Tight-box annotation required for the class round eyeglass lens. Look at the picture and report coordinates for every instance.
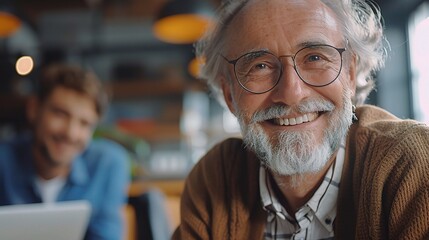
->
[294,45,343,87]
[234,51,281,93]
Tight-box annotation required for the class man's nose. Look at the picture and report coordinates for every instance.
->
[63,120,81,141]
[270,58,310,105]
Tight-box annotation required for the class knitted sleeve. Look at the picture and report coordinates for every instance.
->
[354,121,429,240]
[172,139,235,240]
[172,138,266,239]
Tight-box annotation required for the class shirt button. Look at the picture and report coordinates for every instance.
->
[325,218,332,225]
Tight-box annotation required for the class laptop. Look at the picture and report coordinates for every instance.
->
[0,200,91,240]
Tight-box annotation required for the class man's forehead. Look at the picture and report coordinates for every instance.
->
[223,0,343,54]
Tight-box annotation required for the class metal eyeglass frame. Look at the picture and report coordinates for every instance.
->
[221,44,346,94]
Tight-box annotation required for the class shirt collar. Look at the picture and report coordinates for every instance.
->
[259,167,287,221]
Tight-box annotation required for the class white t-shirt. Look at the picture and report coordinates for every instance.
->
[35,176,66,203]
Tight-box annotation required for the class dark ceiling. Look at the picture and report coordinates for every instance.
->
[12,0,426,26]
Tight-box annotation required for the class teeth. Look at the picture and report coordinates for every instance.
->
[303,114,309,122]
[275,113,318,126]
[284,118,289,125]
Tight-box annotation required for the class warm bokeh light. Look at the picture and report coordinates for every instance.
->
[0,12,21,37]
[153,14,211,44]
[187,57,205,78]
[15,56,34,76]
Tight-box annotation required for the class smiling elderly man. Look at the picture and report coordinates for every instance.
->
[173,0,429,239]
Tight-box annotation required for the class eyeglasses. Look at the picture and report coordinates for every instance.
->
[222,44,346,94]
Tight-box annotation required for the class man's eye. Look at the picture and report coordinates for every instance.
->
[307,55,322,62]
[255,63,268,69]
[248,62,274,75]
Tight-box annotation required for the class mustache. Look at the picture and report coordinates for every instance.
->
[250,97,335,124]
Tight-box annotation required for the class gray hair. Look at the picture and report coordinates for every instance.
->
[195,0,387,105]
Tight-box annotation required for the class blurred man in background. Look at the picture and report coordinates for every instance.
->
[0,63,129,240]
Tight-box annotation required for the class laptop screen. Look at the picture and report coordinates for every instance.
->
[0,200,91,240]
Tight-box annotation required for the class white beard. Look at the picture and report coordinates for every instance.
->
[237,93,353,177]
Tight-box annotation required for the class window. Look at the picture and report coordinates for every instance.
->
[409,2,429,124]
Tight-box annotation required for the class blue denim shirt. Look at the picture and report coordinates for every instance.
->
[0,135,130,240]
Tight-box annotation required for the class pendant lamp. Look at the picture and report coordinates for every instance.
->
[153,0,214,44]
[0,5,21,37]
[0,12,21,37]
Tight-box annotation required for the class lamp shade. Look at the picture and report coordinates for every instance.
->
[153,0,214,44]
[0,11,21,37]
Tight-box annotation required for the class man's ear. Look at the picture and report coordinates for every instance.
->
[220,76,237,115]
[26,96,39,124]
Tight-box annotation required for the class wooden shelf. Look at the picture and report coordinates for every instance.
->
[106,78,208,99]
[116,120,182,142]
[107,79,207,143]
[107,80,187,99]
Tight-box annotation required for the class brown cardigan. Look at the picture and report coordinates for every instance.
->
[173,105,429,239]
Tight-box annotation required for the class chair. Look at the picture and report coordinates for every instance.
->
[124,189,173,240]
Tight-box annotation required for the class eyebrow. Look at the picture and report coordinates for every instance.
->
[223,47,270,61]
[226,39,340,60]
[262,40,335,53]
[297,40,331,48]
[239,50,270,63]
[240,47,269,56]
